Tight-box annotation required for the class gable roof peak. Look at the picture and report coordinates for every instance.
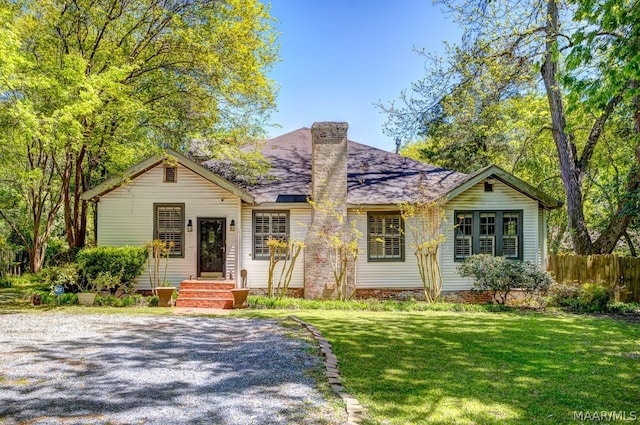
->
[81,148,254,203]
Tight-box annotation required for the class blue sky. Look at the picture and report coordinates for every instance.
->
[263,1,460,151]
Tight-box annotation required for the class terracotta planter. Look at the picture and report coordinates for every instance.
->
[77,293,96,306]
[231,289,250,309]
[156,287,176,307]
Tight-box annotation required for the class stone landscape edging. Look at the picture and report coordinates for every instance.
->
[288,315,365,425]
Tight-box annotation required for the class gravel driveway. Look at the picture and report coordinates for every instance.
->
[0,313,342,425]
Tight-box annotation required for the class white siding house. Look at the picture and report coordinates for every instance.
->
[82,124,561,297]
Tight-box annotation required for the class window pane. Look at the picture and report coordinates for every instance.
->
[368,213,403,261]
[156,205,183,256]
[503,213,519,258]
[455,212,473,260]
[479,236,495,255]
[455,236,472,259]
[253,211,289,259]
[503,236,518,258]
[480,213,495,236]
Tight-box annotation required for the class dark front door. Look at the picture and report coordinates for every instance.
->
[198,218,225,278]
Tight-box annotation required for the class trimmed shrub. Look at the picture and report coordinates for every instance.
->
[147,295,159,307]
[578,282,611,312]
[546,281,581,309]
[93,294,144,307]
[76,246,147,294]
[547,281,612,312]
[458,255,554,304]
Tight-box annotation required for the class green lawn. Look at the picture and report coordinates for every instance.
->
[2,277,639,424]
[243,310,640,425]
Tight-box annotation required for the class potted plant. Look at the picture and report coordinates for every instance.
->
[156,281,176,307]
[77,272,99,306]
[145,240,175,307]
[77,271,122,306]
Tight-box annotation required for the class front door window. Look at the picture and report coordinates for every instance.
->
[199,218,225,277]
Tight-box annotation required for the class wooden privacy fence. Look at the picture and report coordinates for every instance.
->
[547,254,640,303]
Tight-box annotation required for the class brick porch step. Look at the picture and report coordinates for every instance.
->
[175,298,233,309]
[176,279,237,309]
[179,280,235,290]
[178,289,233,299]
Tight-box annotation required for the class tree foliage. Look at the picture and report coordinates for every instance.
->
[0,0,278,270]
[382,0,640,255]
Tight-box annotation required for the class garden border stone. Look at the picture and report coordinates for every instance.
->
[289,315,365,425]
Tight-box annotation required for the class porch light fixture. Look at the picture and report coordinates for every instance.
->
[187,219,193,232]
[230,219,236,232]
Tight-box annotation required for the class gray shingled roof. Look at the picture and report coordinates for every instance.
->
[230,127,467,205]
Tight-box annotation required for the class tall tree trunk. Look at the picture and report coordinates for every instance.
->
[541,0,592,254]
[591,88,640,253]
[63,145,90,249]
[623,231,637,257]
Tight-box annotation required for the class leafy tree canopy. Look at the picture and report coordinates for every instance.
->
[382,0,640,255]
[0,0,279,270]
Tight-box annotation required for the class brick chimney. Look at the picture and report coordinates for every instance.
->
[304,122,348,299]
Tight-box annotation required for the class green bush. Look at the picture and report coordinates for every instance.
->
[41,263,80,292]
[546,282,581,309]
[44,292,78,305]
[147,295,159,307]
[547,282,612,312]
[76,246,147,294]
[578,283,611,312]
[93,294,144,307]
[607,302,640,314]
[458,255,554,304]
[0,276,11,288]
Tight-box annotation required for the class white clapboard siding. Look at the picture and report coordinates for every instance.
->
[97,163,241,288]
[240,205,311,288]
[349,208,423,289]
[440,180,542,291]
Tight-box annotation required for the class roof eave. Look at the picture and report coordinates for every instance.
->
[444,165,563,210]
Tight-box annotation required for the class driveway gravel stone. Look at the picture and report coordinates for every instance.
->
[0,313,342,425]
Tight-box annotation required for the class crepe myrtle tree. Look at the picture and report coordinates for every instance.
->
[266,238,304,298]
[399,196,447,303]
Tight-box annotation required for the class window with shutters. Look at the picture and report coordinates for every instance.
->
[368,212,404,262]
[479,213,496,255]
[454,212,473,260]
[454,210,522,261]
[502,213,520,259]
[154,204,184,257]
[164,165,177,183]
[253,211,289,260]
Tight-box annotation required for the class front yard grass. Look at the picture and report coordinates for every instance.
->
[2,277,639,424]
[243,309,640,425]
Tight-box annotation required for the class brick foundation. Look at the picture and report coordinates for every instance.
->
[355,288,495,304]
